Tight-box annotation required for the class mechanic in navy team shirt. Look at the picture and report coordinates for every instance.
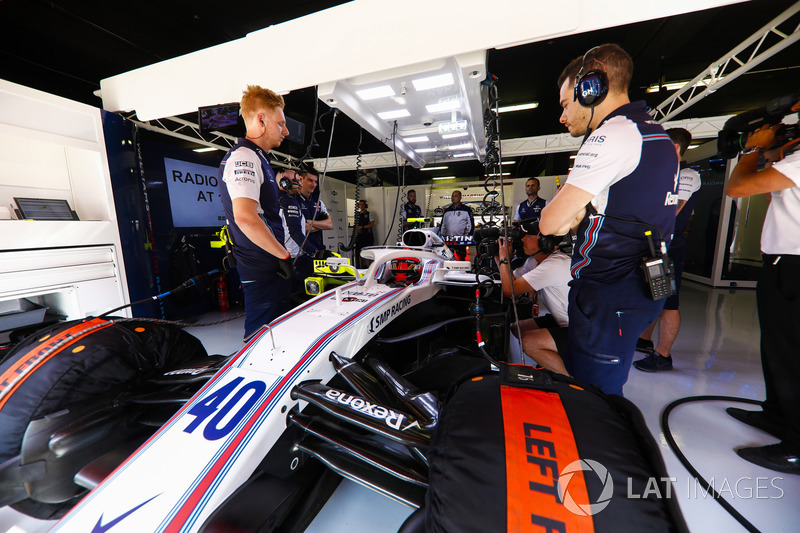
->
[277,169,326,297]
[513,178,547,222]
[401,189,423,230]
[296,167,332,250]
[219,85,294,342]
[539,44,679,396]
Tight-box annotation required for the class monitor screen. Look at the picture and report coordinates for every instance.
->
[198,103,240,133]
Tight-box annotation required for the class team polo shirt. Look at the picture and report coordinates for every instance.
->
[514,197,547,221]
[566,101,679,282]
[279,190,318,258]
[297,192,328,249]
[516,250,572,326]
[672,161,702,247]
[765,150,800,254]
[219,139,285,279]
[402,202,422,221]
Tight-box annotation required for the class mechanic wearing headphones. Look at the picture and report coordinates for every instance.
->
[494,220,572,375]
[539,44,679,396]
[277,169,330,298]
[725,123,800,474]
[218,85,293,342]
[297,167,333,250]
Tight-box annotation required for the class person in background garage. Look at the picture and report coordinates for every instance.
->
[725,123,800,475]
[539,44,678,396]
[218,85,293,342]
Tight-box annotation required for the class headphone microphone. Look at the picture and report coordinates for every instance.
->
[574,47,608,107]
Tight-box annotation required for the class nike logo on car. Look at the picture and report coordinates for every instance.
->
[91,494,159,532]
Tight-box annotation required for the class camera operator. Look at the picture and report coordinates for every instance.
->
[494,221,572,375]
[725,123,800,475]
[539,44,678,396]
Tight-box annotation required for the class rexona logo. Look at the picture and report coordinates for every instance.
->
[368,295,412,333]
[324,388,407,430]
[557,459,614,516]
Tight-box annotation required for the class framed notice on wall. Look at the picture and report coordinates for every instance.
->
[163,158,226,228]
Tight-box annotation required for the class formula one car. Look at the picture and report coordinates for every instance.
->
[0,228,686,532]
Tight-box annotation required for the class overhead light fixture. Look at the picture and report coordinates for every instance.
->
[432,176,457,180]
[404,135,430,143]
[412,73,455,91]
[421,166,449,171]
[486,172,512,176]
[438,120,468,134]
[446,142,472,150]
[426,97,461,113]
[645,76,726,93]
[193,147,218,153]
[416,147,438,153]
[569,154,577,159]
[497,102,539,113]
[688,144,699,149]
[501,160,516,165]
[442,132,468,139]
[453,152,474,158]
[377,109,410,120]
[356,85,396,100]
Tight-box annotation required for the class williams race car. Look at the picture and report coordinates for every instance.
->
[0,228,686,532]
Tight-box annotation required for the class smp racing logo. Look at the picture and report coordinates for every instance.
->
[367,295,412,333]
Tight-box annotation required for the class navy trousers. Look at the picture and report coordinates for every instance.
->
[564,268,665,396]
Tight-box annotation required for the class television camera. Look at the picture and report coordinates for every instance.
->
[472,219,573,261]
[717,92,800,159]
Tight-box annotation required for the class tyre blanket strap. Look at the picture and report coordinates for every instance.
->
[501,384,595,533]
[0,318,112,409]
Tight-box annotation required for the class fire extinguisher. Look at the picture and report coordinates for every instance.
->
[216,274,229,313]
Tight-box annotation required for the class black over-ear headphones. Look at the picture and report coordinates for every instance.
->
[574,46,609,107]
[519,218,560,254]
[279,172,296,190]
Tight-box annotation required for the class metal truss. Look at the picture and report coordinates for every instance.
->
[305,115,733,171]
[121,113,732,173]
[651,1,800,122]
[121,113,298,169]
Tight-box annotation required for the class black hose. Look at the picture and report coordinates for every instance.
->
[661,395,765,533]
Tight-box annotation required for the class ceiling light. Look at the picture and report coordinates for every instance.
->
[432,176,457,180]
[356,85,396,100]
[378,109,410,120]
[416,147,438,153]
[438,120,468,134]
[688,144,699,149]
[569,154,576,159]
[497,102,539,113]
[486,172,511,176]
[421,166,449,171]
[426,98,461,113]
[446,142,472,150]
[501,160,516,165]
[645,76,726,93]
[404,135,430,143]
[453,152,474,158]
[442,132,468,139]
[193,147,218,152]
[412,73,455,91]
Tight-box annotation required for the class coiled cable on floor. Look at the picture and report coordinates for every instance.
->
[661,395,764,533]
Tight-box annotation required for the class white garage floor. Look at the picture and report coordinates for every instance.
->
[2,280,798,532]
